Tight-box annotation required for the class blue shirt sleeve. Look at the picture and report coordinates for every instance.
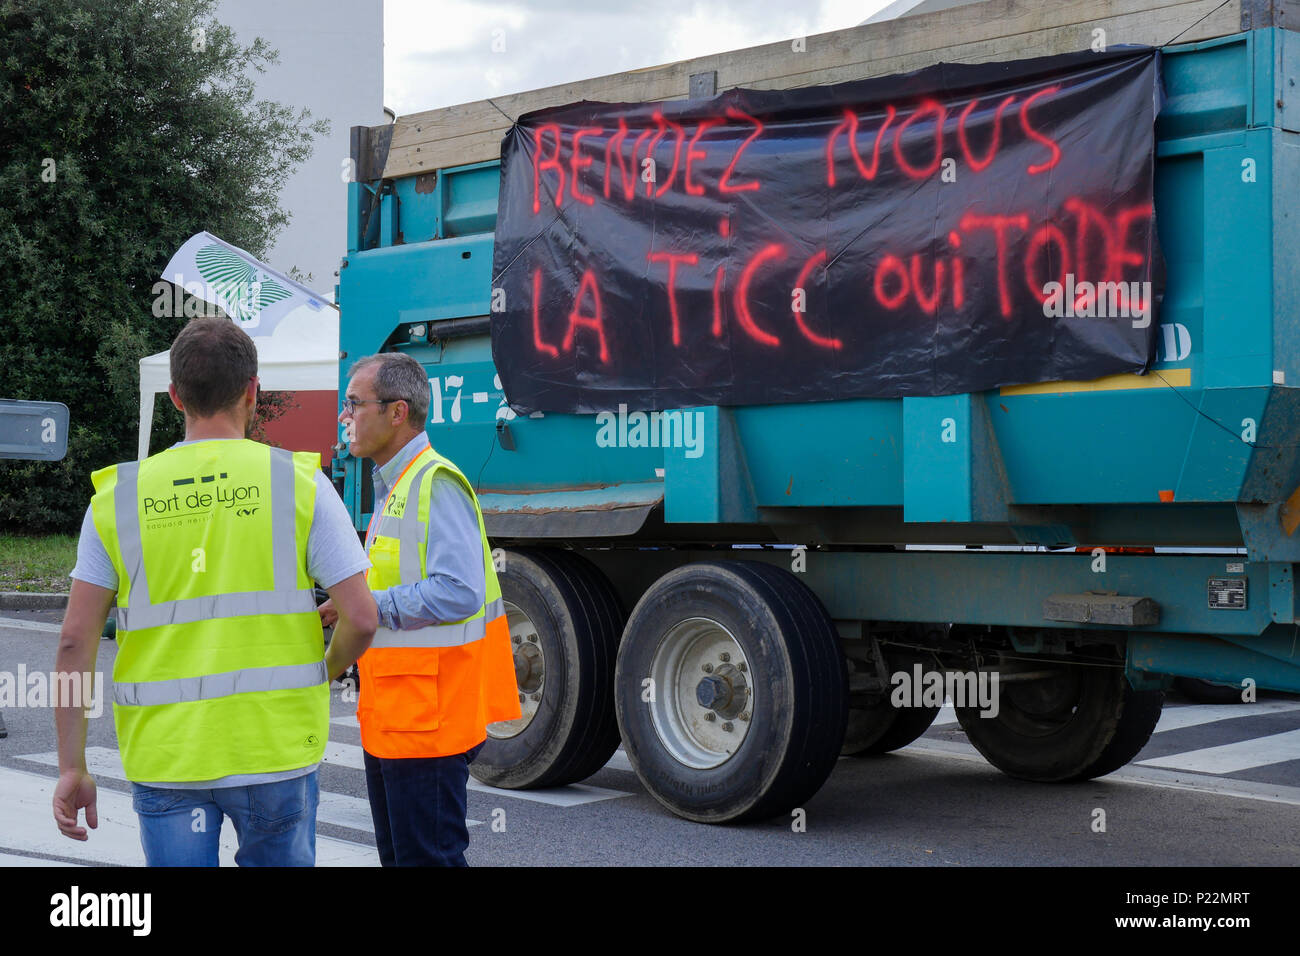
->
[375,474,487,629]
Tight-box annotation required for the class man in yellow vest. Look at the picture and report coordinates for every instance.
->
[53,317,378,866]
[322,351,519,866]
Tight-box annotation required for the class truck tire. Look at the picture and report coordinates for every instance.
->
[614,561,848,823]
[470,549,624,789]
[842,698,942,756]
[842,649,942,756]
[954,651,1163,782]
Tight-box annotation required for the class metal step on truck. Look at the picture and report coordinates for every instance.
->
[335,0,1300,823]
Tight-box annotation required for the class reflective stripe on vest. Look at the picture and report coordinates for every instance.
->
[367,457,496,648]
[112,448,317,630]
[93,440,327,783]
[115,660,328,707]
[359,442,520,759]
[397,462,438,584]
[369,597,507,649]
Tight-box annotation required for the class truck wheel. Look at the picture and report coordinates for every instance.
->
[470,549,623,789]
[842,650,942,756]
[614,561,848,823]
[954,651,1163,782]
[842,698,941,756]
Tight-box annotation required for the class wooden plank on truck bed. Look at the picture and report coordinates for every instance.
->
[381,0,1245,180]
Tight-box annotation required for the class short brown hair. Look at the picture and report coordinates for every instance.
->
[170,318,258,417]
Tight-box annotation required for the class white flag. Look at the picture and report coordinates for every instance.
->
[160,231,332,337]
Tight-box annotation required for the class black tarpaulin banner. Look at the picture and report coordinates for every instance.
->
[490,48,1164,414]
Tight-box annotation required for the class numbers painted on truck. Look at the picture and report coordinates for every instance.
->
[430,374,464,423]
[428,372,523,424]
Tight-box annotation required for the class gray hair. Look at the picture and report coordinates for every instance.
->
[349,352,430,425]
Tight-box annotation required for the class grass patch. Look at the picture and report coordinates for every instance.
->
[0,533,78,593]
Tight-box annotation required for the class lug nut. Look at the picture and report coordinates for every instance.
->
[526,634,537,643]
[702,663,714,673]
[740,712,750,722]
[719,652,731,662]
[738,663,747,673]
[518,693,525,703]
[722,722,734,732]
[530,693,541,702]
[512,635,521,644]
[704,712,716,722]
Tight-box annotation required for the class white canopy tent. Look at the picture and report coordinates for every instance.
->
[137,305,339,459]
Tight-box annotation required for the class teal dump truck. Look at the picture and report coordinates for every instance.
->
[335,0,1300,823]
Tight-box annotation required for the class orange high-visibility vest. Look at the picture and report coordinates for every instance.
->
[357,444,520,758]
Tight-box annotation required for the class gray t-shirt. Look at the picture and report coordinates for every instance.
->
[71,440,370,789]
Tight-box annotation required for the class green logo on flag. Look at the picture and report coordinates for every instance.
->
[194,244,294,323]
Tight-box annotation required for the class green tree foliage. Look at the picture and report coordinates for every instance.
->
[0,0,328,531]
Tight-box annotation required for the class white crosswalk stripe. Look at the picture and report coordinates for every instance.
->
[14,747,482,833]
[925,700,1300,776]
[903,739,1300,806]
[332,714,639,784]
[0,764,376,866]
[1154,699,1300,733]
[605,749,635,774]
[5,696,1294,865]
[0,615,62,633]
[1136,728,1300,774]
[5,733,633,866]
[322,739,632,806]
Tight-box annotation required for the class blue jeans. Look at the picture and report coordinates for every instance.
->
[130,771,319,867]
[363,743,483,867]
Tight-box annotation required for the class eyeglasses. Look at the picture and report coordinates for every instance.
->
[341,397,397,415]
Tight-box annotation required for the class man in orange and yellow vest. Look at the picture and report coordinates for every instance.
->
[321,351,519,866]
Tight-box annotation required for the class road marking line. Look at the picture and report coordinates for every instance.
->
[901,740,987,763]
[0,850,79,866]
[902,739,1300,806]
[1,763,377,866]
[0,616,62,633]
[934,703,958,726]
[468,778,632,806]
[1155,700,1300,733]
[15,747,479,836]
[324,739,632,805]
[0,765,145,865]
[334,722,636,779]
[1136,728,1300,774]
[605,749,635,774]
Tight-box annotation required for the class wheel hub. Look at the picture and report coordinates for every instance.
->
[649,618,754,769]
[998,664,1083,737]
[487,601,543,739]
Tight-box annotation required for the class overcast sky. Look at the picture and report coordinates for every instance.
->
[384,0,898,116]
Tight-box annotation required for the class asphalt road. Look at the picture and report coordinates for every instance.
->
[2,607,1297,867]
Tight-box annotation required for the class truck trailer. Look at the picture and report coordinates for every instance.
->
[335,0,1300,823]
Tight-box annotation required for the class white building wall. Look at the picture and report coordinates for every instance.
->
[215,0,385,293]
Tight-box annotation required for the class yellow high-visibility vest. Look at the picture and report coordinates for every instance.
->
[358,443,520,758]
[90,440,326,783]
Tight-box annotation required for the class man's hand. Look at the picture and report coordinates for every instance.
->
[318,598,338,628]
[55,578,113,841]
[53,770,98,841]
[323,572,378,681]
